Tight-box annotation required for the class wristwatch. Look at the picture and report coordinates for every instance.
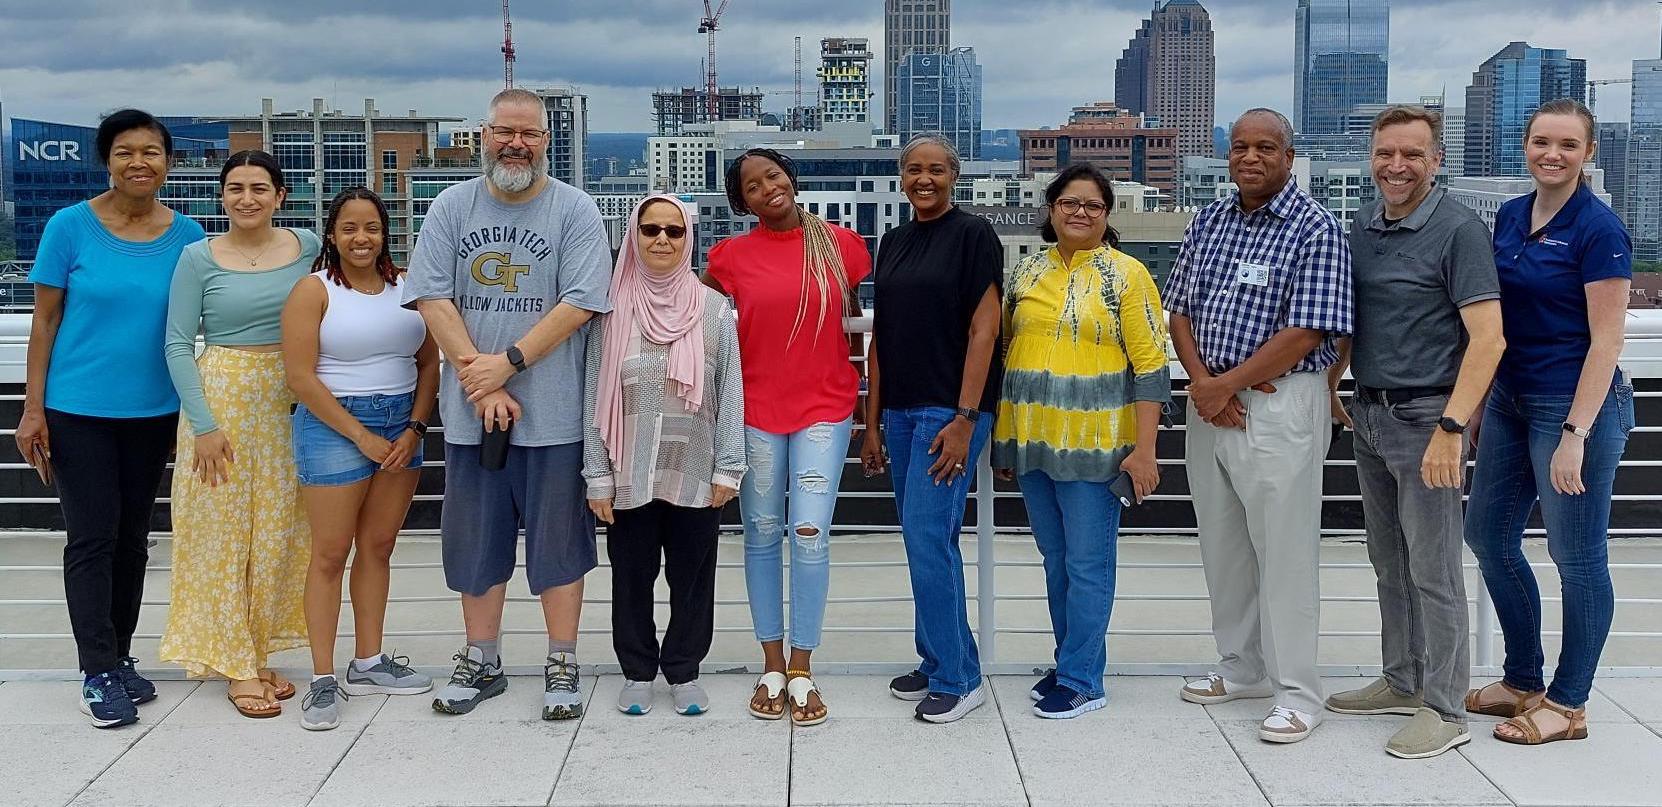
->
[954,406,980,423]
[1562,421,1591,439]
[505,345,528,373]
[408,420,429,437]
[1437,416,1466,434]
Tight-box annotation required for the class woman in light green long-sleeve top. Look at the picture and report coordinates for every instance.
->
[158,150,319,719]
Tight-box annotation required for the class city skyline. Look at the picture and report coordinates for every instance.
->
[1,1,1657,133]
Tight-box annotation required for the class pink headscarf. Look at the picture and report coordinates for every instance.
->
[595,194,706,466]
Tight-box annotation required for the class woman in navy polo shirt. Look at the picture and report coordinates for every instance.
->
[1464,99,1634,746]
[14,110,206,728]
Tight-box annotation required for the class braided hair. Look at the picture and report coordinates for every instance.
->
[313,186,399,289]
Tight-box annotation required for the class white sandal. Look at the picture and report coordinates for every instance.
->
[749,671,787,720]
[786,671,828,727]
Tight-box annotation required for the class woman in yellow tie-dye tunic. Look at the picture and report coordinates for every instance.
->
[992,164,1170,719]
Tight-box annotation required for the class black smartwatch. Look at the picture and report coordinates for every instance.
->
[408,419,429,437]
[1437,416,1466,434]
[505,345,528,373]
[954,406,979,423]
[1563,421,1591,439]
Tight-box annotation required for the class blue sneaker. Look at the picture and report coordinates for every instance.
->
[115,657,157,705]
[1029,669,1058,702]
[1033,684,1106,719]
[80,672,139,728]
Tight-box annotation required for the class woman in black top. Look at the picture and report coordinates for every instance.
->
[861,134,1004,724]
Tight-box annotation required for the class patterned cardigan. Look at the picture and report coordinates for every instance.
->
[582,288,746,509]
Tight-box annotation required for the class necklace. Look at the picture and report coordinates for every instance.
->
[227,233,276,268]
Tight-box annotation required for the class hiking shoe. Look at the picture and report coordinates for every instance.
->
[888,669,928,701]
[431,646,506,715]
[80,671,138,728]
[1260,706,1319,743]
[915,683,986,724]
[617,679,653,715]
[342,653,432,696]
[543,653,583,720]
[1181,673,1274,705]
[1033,684,1106,719]
[300,676,347,731]
[1386,708,1471,759]
[113,657,157,705]
[1029,669,1058,702]
[672,681,709,716]
[1326,677,1423,716]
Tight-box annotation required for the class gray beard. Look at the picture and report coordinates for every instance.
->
[486,160,538,193]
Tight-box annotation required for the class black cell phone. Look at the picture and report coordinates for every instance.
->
[480,420,513,471]
[1110,470,1137,507]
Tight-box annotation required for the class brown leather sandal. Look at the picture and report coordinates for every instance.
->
[1495,700,1588,745]
[258,670,296,701]
[1464,680,1544,717]
[227,689,281,719]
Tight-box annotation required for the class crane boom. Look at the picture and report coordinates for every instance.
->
[502,0,516,89]
[698,0,732,121]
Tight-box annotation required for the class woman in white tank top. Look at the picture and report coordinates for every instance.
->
[280,187,438,730]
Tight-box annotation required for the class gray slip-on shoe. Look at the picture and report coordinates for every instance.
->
[1386,707,1471,759]
[1326,677,1423,716]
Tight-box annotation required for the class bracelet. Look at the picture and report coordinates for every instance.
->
[409,420,429,437]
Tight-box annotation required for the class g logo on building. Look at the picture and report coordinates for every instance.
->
[471,252,531,293]
[19,141,82,162]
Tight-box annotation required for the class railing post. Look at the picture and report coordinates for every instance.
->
[1474,577,1496,669]
[975,452,996,666]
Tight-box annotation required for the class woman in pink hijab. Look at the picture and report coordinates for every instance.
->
[582,194,746,716]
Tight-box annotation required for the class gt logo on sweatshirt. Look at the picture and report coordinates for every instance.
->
[471,251,531,293]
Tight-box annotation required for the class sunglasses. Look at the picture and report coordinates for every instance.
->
[638,224,687,239]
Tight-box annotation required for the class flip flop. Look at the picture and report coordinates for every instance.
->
[258,670,296,701]
[786,670,827,727]
[228,690,281,719]
[749,671,787,720]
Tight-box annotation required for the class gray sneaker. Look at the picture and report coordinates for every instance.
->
[672,681,709,716]
[1326,677,1423,716]
[341,653,432,696]
[1386,707,1471,759]
[617,680,653,715]
[431,646,506,715]
[300,677,346,731]
[543,653,583,720]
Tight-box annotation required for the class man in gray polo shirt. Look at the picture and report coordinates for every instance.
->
[1325,105,1504,759]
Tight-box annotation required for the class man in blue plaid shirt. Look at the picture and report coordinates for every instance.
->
[1165,108,1353,745]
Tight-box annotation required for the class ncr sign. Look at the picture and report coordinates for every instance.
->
[19,140,83,162]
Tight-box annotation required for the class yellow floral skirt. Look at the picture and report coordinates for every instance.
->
[159,347,310,680]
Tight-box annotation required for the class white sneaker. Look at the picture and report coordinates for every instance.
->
[1180,672,1274,705]
[1259,706,1319,743]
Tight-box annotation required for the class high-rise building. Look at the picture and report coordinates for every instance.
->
[1597,122,1630,219]
[651,86,766,136]
[1114,0,1215,158]
[1463,42,1586,177]
[894,47,982,160]
[1442,107,1466,176]
[532,87,588,190]
[819,38,873,125]
[884,0,950,134]
[1018,102,1179,198]
[1629,58,1662,261]
[1293,0,1389,135]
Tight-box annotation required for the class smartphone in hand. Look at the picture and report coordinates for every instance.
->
[1109,470,1137,507]
[31,443,52,486]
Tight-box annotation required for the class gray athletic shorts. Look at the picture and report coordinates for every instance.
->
[440,441,597,596]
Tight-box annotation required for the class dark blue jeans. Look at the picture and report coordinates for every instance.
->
[1020,470,1121,700]
[1464,379,1633,707]
[884,407,993,696]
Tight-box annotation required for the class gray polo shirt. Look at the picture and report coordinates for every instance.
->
[1349,185,1500,390]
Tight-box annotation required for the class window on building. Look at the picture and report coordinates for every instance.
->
[382,150,398,170]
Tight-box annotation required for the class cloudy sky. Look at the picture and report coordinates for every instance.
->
[0,0,1658,132]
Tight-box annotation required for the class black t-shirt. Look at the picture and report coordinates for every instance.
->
[873,206,1004,413]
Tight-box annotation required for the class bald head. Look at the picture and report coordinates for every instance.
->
[1230,108,1294,151]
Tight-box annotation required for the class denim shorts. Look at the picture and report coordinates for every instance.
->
[291,392,424,486]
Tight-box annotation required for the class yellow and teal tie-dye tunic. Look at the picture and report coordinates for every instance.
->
[992,246,1171,482]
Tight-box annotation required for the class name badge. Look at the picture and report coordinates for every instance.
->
[1236,261,1271,287]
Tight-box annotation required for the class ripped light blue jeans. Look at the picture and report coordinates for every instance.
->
[740,417,852,650]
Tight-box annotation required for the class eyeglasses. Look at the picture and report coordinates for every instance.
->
[1052,198,1108,218]
[487,126,549,146]
[638,223,687,239]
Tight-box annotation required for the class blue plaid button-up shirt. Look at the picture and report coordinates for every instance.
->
[1164,181,1353,376]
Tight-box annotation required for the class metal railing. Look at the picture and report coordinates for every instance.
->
[1,315,1660,676]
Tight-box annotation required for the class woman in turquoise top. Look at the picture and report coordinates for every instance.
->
[14,110,205,729]
[158,150,320,718]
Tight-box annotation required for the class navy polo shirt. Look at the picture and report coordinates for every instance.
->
[1493,183,1632,395]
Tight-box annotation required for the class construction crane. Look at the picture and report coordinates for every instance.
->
[1588,79,1632,117]
[698,0,732,120]
[501,0,516,89]
[794,37,804,128]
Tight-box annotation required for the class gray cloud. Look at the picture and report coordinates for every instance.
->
[0,0,1656,133]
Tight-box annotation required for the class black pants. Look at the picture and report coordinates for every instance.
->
[46,409,177,675]
[607,499,720,685]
